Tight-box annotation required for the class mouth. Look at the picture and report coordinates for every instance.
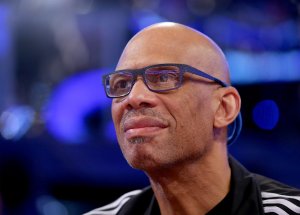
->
[123,117,168,139]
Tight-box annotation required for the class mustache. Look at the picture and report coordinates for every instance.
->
[120,108,167,128]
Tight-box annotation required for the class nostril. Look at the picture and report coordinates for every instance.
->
[140,102,151,108]
[125,92,155,110]
[126,99,152,110]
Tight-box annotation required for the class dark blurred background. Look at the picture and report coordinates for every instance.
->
[0,0,299,214]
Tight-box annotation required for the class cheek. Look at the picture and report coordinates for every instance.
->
[170,93,213,141]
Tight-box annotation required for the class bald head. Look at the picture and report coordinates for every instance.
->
[117,22,230,83]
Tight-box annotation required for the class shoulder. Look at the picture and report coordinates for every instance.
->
[255,174,300,214]
[83,189,143,215]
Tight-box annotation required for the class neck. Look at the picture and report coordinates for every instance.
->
[147,146,231,215]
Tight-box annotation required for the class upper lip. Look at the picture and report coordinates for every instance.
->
[123,117,168,132]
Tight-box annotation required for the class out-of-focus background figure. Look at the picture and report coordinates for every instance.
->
[0,0,299,214]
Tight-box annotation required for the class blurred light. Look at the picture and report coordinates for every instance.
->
[131,9,167,32]
[131,0,160,10]
[43,69,111,144]
[0,106,35,140]
[74,0,94,15]
[204,15,299,50]
[51,13,89,71]
[227,50,300,84]
[36,195,68,215]
[252,100,280,130]
[19,0,67,11]
[0,3,14,115]
[187,0,216,16]
[0,4,10,57]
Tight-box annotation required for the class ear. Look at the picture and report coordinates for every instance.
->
[214,86,241,128]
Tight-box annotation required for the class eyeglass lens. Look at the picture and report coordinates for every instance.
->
[106,65,181,97]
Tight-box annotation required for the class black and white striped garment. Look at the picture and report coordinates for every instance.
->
[262,191,300,215]
[83,190,142,215]
[83,156,300,215]
[85,190,300,215]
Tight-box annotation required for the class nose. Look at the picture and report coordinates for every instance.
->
[125,78,157,110]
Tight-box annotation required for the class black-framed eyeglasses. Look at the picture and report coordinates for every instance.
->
[102,63,229,98]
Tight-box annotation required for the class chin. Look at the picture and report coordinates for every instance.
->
[126,153,179,173]
[120,137,173,170]
[125,152,156,170]
[124,149,166,172]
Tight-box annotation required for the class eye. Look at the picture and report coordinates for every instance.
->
[146,71,168,83]
[163,70,179,82]
[159,72,169,82]
[115,79,128,89]
[146,68,179,83]
[109,73,133,90]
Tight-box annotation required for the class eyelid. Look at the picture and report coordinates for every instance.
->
[110,73,132,84]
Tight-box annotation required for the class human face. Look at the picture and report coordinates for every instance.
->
[110,25,225,171]
[111,64,218,171]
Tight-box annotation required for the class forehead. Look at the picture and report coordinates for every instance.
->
[116,31,203,71]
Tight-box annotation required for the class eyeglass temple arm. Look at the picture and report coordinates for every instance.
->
[184,67,229,87]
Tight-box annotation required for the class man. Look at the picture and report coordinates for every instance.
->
[85,22,300,215]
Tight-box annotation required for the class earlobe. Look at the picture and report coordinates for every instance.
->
[214,87,241,128]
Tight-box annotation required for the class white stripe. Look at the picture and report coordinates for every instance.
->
[96,190,142,210]
[263,198,300,213]
[264,206,289,215]
[83,189,142,215]
[262,192,300,201]
[84,198,131,215]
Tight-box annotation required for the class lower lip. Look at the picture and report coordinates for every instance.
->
[125,127,164,139]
